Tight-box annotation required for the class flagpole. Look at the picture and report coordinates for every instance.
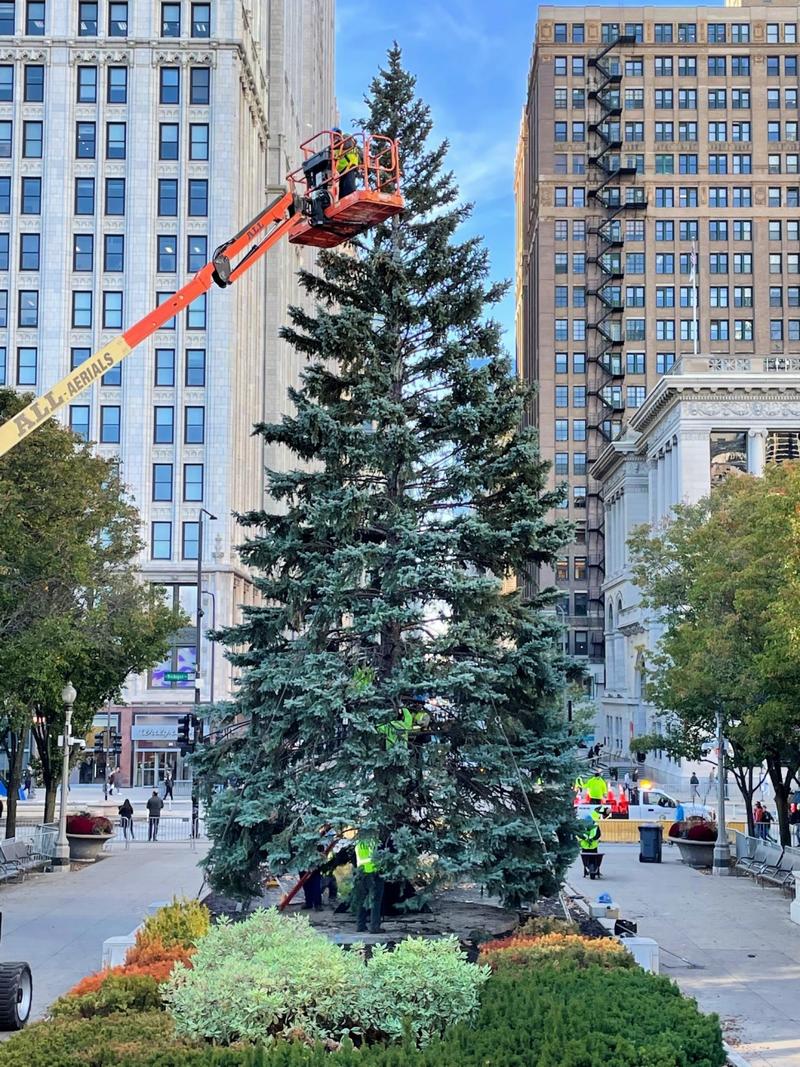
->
[691,241,699,357]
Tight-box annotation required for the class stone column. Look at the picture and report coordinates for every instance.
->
[747,430,768,476]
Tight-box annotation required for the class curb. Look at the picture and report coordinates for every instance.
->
[724,1042,753,1067]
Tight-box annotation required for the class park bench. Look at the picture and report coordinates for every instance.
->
[753,846,785,886]
[735,838,771,877]
[757,848,797,892]
[0,841,38,881]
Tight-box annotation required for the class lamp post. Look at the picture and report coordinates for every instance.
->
[54,682,76,868]
[192,509,216,834]
[712,708,731,876]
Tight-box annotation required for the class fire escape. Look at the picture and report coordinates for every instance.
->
[585,33,646,659]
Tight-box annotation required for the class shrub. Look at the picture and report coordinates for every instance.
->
[65,813,113,835]
[479,931,634,971]
[51,974,163,1019]
[125,935,195,971]
[357,937,489,1045]
[163,908,365,1044]
[138,897,210,950]
[686,820,718,842]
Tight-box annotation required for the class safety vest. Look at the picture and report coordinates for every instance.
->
[586,775,608,801]
[578,823,601,851]
[335,141,359,173]
[378,706,428,747]
[355,840,377,873]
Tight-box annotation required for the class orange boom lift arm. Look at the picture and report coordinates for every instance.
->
[0,130,402,460]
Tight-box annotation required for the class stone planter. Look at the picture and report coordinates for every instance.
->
[673,837,716,868]
[67,833,113,863]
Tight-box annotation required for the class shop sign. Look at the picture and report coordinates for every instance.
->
[131,723,179,741]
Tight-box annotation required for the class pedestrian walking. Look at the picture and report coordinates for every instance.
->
[754,801,766,839]
[689,772,699,801]
[761,806,776,842]
[107,768,115,796]
[623,771,631,798]
[790,804,800,847]
[118,797,135,840]
[146,790,164,841]
[163,769,174,803]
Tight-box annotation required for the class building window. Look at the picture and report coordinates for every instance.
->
[17,346,37,385]
[158,179,178,216]
[0,1,14,33]
[69,404,90,441]
[0,289,7,326]
[189,65,210,104]
[153,405,174,444]
[104,177,125,215]
[155,348,175,387]
[186,293,206,329]
[78,1,97,34]
[102,291,122,328]
[156,291,176,328]
[159,123,179,160]
[573,453,586,475]
[71,347,89,370]
[77,65,97,102]
[73,233,93,271]
[151,521,172,560]
[710,430,747,486]
[107,65,127,102]
[23,64,43,100]
[0,233,8,270]
[555,419,568,442]
[157,235,177,273]
[25,1,45,34]
[189,123,208,160]
[102,361,121,386]
[106,121,126,159]
[103,234,124,272]
[0,65,12,100]
[99,404,120,443]
[76,121,95,159]
[0,119,11,158]
[187,235,207,272]
[554,453,568,476]
[191,2,210,37]
[574,630,588,656]
[161,2,180,36]
[573,419,586,441]
[18,290,38,328]
[152,463,173,502]
[74,177,95,215]
[184,405,205,444]
[108,2,128,36]
[185,347,205,386]
[0,346,6,385]
[159,67,180,104]
[188,179,208,216]
[19,177,39,216]
[573,592,589,617]
[182,521,200,560]
[555,559,569,582]
[71,290,92,328]
[183,463,203,501]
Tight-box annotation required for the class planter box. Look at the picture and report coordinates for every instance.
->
[673,837,716,868]
[67,833,113,863]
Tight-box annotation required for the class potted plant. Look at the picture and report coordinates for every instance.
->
[66,813,114,862]
[667,817,718,868]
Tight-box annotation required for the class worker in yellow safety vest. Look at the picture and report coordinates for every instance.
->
[377,704,430,749]
[333,127,361,198]
[577,810,602,852]
[352,838,384,933]
[585,773,608,802]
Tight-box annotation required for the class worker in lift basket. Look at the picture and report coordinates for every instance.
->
[332,127,361,199]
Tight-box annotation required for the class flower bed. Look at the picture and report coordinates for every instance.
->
[2,906,726,1067]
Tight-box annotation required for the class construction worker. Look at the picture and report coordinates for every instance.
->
[352,838,384,933]
[333,127,361,198]
[577,811,602,852]
[585,772,608,802]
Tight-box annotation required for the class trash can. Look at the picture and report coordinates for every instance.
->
[639,824,662,863]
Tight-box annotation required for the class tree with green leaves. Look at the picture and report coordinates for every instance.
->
[195,48,578,906]
[0,389,181,828]
[629,463,800,843]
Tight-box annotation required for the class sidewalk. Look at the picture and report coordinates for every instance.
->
[569,844,800,1067]
[0,844,207,1020]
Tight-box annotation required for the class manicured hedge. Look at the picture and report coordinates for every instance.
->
[1,962,726,1067]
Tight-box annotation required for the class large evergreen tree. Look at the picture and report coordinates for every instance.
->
[197,48,578,904]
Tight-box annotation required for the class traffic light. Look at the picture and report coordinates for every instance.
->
[177,714,191,753]
[93,733,105,756]
[111,731,122,758]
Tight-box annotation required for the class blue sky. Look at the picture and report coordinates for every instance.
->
[336,1,538,349]
[336,0,724,352]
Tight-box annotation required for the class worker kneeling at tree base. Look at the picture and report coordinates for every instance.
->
[577,808,605,852]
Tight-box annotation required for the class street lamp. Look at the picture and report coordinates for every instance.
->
[54,682,77,868]
[712,708,731,877]
[192,509,216,835]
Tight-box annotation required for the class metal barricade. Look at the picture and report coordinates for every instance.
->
[114,815,206,849]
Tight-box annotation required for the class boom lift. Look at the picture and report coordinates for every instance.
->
[0,131,402,461]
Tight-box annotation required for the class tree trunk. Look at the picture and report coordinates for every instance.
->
[43,785,57,825]
[4,732,25,838]
[767,760,792,846]
[731,765,757,836]
[32,725,57,825]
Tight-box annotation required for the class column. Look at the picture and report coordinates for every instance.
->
[747,430,768,476]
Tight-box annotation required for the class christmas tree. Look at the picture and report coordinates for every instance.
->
[196,47,578,904]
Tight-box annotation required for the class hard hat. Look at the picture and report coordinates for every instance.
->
[332,126,342,133]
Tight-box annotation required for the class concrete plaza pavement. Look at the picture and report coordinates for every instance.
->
[0,843,208,1020]
[569,843,800,1067]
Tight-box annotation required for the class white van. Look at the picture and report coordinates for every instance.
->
[577,788,713,822]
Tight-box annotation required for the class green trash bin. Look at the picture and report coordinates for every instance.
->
[639,823,662,863]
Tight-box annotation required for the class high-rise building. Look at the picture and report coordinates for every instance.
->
[517,0,800,689]
[0,0,334,787]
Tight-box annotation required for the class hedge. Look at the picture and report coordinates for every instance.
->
[1,962,725,1067]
